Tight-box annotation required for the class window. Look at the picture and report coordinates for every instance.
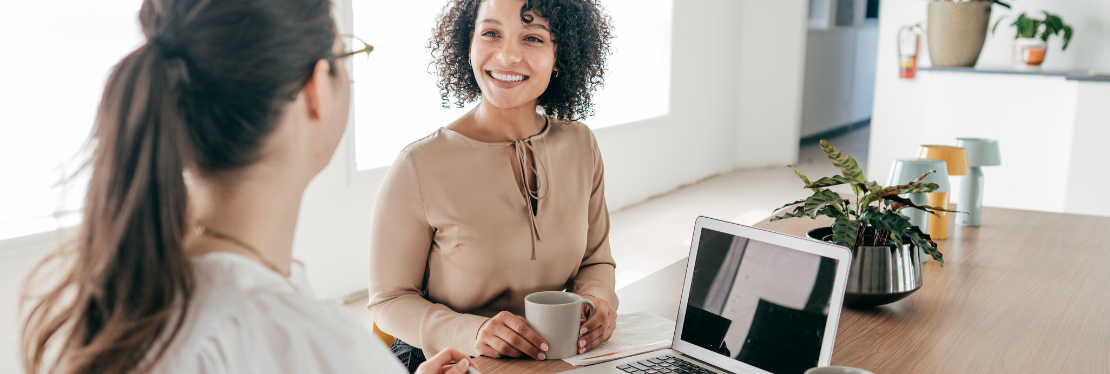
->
[350,0,673,170]
[0,1,145,241]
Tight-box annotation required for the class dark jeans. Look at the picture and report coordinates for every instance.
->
[390,339,427,374]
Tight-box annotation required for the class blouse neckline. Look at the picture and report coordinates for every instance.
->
[440,117,552,146]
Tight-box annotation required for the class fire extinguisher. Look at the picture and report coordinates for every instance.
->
[898,23,923,79]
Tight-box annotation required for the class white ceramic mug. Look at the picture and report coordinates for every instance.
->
[804,366,874,374]
[525,291,595,360]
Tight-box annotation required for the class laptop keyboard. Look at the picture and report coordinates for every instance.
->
[616,354,717,374]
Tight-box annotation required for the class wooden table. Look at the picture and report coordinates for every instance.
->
[475,208,1110,373]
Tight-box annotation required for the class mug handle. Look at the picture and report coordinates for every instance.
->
[577,298,596,321]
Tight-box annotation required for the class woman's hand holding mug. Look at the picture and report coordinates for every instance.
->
[475,311,549,360]
[578,295,617,354]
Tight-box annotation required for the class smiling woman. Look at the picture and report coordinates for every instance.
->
[430,0,610,120]
[350,0,671,169]
[366,0,622,372]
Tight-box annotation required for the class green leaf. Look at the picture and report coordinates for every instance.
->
[1062,25,1074,50]
[879,195,941,218]
[898,182,940,195]
[805,189,845,218]
[815,205,847,221]
[1016,14,1038,39]
[788,165,820,192]
[993,0,1011,9]
[819,140,866,184]
[769,206,808,222]
[805,175,860,189]
[907,228,943,266]
[773,198,808,213]
[919,204,964,214]
[831,217,859,248]
[859,181,939,208]
[864,181,882,194]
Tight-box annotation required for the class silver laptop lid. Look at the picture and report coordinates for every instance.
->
[671,217,852,374]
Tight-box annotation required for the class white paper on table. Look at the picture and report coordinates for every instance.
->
[563,311,676,366]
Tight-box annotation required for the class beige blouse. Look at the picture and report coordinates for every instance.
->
[367,119,618,357]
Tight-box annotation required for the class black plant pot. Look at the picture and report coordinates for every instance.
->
[807,227,924,308]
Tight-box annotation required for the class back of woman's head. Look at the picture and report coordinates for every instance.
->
[21,0,335,372]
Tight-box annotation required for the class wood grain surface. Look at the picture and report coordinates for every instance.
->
[474,208,1110,373]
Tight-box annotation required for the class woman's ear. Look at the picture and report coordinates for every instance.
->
[300,59,334,122]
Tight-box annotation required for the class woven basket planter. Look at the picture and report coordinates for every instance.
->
[927,1,994,67]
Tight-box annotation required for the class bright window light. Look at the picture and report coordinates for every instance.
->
[0,1,145,241]
[350,0,673,170]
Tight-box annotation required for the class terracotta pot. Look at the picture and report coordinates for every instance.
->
[1013,37,1047,67]
[927,1,994,67]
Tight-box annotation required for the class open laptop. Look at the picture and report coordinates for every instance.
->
[567,216,853,374]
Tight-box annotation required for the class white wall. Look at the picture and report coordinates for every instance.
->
[871,71,1079,213]
[1064,82,1110,217]
[851,25,878,122]
[735,0,808,166]
[800,23,878,137]
[290,0,811,300]
[869,0,1110,216]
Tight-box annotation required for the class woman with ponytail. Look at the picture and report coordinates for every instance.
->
[20,0,476,373]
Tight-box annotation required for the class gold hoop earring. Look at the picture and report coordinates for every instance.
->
[553,70,559,78]
[469,58,473,66]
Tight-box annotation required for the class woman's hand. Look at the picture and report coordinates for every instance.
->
[577,295,617,355]
[415,348,479,374]
[474,311,549,360]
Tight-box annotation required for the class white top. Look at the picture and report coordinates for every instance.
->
[150,252,407,374]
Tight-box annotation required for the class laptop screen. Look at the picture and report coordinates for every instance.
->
[680,228,840,374]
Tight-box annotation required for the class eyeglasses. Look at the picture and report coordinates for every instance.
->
[288,35,373,101]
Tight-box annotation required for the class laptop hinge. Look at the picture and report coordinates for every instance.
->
[676,352,733,374]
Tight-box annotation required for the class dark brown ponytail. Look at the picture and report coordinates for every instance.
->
[21,0,336,372]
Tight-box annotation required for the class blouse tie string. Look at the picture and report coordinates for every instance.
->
[513,138,551,260]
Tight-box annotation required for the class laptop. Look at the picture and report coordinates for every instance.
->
[566,216,853,374]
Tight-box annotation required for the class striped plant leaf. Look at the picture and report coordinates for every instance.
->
[863,181,882,194]
[769,206,808,222]
[774,198,808,213]
[898,182,940,195]
[859,182,940,207]
[831,217,859,248]
[919,204,963,214]
[804,189,845,218]
[907,226,943,266]
[788,165,820,192]
[879,195,940,218]
[805,175,860,189]
[819,140,866,184]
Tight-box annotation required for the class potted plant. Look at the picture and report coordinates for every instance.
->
[772,140,957,307]
[926,0,1011,67]
[992,11,1074,67]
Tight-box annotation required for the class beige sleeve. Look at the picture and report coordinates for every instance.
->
[569,130,619,310]
[366,150,489,357]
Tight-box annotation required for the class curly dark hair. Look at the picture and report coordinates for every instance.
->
[429,0,612,121]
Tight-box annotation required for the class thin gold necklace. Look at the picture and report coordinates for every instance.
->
[192,223,290,277]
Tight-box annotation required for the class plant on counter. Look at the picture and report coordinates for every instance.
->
[992,11,1074,50]
[771,140,957,265]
